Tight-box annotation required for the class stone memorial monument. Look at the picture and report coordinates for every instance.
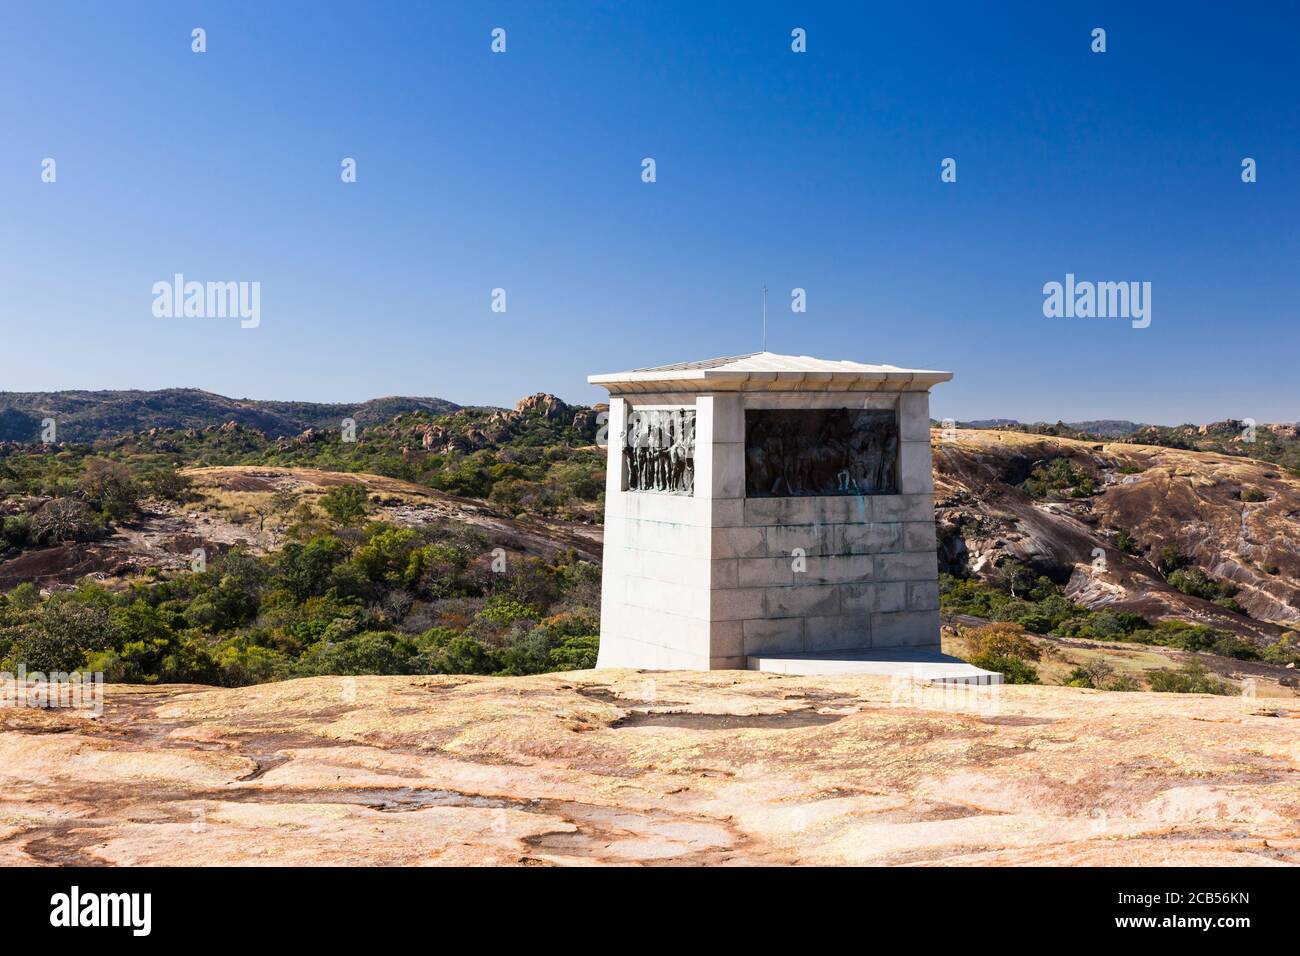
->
[589,352,989,678]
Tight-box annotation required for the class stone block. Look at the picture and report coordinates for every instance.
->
[710,587,767,621]
[805,614,873,651]
[799,554,874,585]
[744,497,818,526]
[711,526,766,559]
[709,442,746,500]
[871,610,941,648]
[738,557,796,587]
[710,620,745,658]
[765,584,839,618]
[873,494,934,523]
[902,521,938,552]
[840,580,905,614]
[899,392,931,442]
[833,522,902,554]
[743,617,804,654]
[907,580,940,611]
[876,551,939,582]
[710,498,745,528]
[707,393,745,444]
[765,524,834,557]
[899,441,935,494]
[710,559,739,589]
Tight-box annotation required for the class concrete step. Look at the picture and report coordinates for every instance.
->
[747,647,1003,684]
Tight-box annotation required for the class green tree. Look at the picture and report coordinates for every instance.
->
[320,483,369,526]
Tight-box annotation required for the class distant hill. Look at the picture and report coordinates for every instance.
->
[1062,420,1145,438]
[0,389,461,442]
[955,418,1144,438]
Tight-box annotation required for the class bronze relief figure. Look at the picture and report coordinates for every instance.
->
[744,408,898,497]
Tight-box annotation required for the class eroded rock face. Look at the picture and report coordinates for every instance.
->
[934,430,1300,639]
[514,393,570,421]
[2,672,1296,866]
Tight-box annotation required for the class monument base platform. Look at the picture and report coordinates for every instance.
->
[746,647,1003,684]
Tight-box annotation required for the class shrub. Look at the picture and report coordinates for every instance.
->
[548,634,599,670]
[1106,675,1143,692]
[963,623,1041,683]
[1022,458,1094,500]
[413,634,497,674]
[297,631,414,676]
[1146,661,1229,695]
[1167,567,1239,604]
[477,596,542,627]
[1052,609,1150,641]
[1157,547,1191,576]
[964,622,1041,662]
[1061,659,1114,689]
[4,596,115,672]
[29,498,103,544]
[971,652,1039,684]
[145,469,194,502]
[80,459,141,520]
[320,483,370,526]
[1261,633,1300,667]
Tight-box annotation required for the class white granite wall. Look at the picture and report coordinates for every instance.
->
[596,390,940,670]
[595,395,716,669]
[708,391,939,663]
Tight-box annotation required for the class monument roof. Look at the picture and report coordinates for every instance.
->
[589,351,952,392]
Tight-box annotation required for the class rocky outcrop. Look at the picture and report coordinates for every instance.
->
[1,671,1296,866]
[935,430,1300,640]
[398,394,597,455]
[514,393,569,420]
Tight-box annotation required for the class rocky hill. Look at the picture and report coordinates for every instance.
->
[935,430,1300,639]
[2,670,1296,866]
[959,418,1145,438]
[0,389,462,442]
[968,418,1300,473]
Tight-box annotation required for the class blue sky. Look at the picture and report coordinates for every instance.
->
[2,2,1296,424]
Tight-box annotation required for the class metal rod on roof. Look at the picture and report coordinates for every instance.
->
[761,284,767,352]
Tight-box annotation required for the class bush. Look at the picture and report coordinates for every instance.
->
[964,622,1041,662]
[1146,661,1229,695]
[1061,659,1114,689]
[29,498,103,544]
[320,483,370,526]
[411,632,497,674]
[1167,567,1239,605]
[1261,633,1300,667]
[1124,620,1247,656]
[1157,546,1192,575]
[1022,458,1094,500]
[80,459,141,521]
[145,469,194,502]
[548,634,599,670]
[3,595,114,671]
[1,513,32,550]
[1113,527,1139,554]
[297,631,414,676]
[477,596,542,627]
[970,652,1039,684]
[963,622,1041,683]
[1052,609,1149,640]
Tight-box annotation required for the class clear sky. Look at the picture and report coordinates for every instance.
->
[2,2,1296,424]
